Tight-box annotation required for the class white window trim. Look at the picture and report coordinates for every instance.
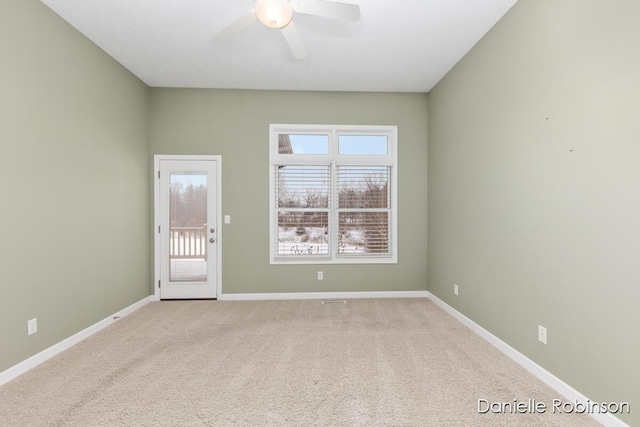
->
[269,124,398,265]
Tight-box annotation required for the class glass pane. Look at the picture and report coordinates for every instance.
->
[277,211,329,256]
[338,212,389,255]
[279,134,329,154]
[169,172,208,282]
[337,166,390,209]
[276,165,330,208]
[338,135,388,155]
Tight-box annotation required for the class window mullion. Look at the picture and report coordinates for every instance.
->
[330,161,337,259]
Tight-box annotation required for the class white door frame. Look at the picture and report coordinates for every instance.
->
[153,155,222,300]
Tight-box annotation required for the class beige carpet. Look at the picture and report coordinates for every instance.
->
[0,299,600,426]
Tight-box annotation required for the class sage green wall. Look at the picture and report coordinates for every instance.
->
[0,0,150,373]
[150,89,428,294]
[428,0,639,424]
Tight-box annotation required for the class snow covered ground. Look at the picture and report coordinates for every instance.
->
[170,259,206,282]
[276,227,366,255]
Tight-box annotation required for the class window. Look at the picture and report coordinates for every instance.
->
[269,125,397,264]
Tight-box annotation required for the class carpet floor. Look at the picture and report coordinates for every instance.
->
[0,298,600,426]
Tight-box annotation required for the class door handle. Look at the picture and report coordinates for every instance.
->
[209,238,215,243]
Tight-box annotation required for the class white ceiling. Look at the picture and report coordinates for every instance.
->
[40,0,518,92]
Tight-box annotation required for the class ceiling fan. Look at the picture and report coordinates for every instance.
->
[216,0,361,59]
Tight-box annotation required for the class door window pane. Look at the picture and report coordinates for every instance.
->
[169,172,208,282]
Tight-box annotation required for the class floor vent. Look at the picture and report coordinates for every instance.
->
[321,300,347,305]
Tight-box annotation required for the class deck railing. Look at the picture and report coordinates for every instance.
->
[170,226,207,260]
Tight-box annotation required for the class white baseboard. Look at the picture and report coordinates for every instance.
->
[219,290,428,301]
[427,292,629,427]
[0,296,152,387]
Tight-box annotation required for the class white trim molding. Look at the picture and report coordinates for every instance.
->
[427,292,630,427]
[219,290,428,301]
[0,296,152,387]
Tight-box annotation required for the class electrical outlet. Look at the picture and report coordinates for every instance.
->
[224,215,231,224]
[454,284,459,296]
[27,318,37,336]
[317,271,323,280]
[538,325,547,344]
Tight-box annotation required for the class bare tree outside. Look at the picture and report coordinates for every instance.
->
[170,181,207,227]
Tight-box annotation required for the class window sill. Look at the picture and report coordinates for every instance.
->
[270,255,397,265]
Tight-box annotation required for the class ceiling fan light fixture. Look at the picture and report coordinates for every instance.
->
[255,0,293,29]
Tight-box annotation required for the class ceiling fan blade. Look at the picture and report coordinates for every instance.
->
[216,11,257,39]
[293,0,360,21]
[281,21,309,59]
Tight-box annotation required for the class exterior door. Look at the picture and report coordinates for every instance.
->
[156,157,220,299]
